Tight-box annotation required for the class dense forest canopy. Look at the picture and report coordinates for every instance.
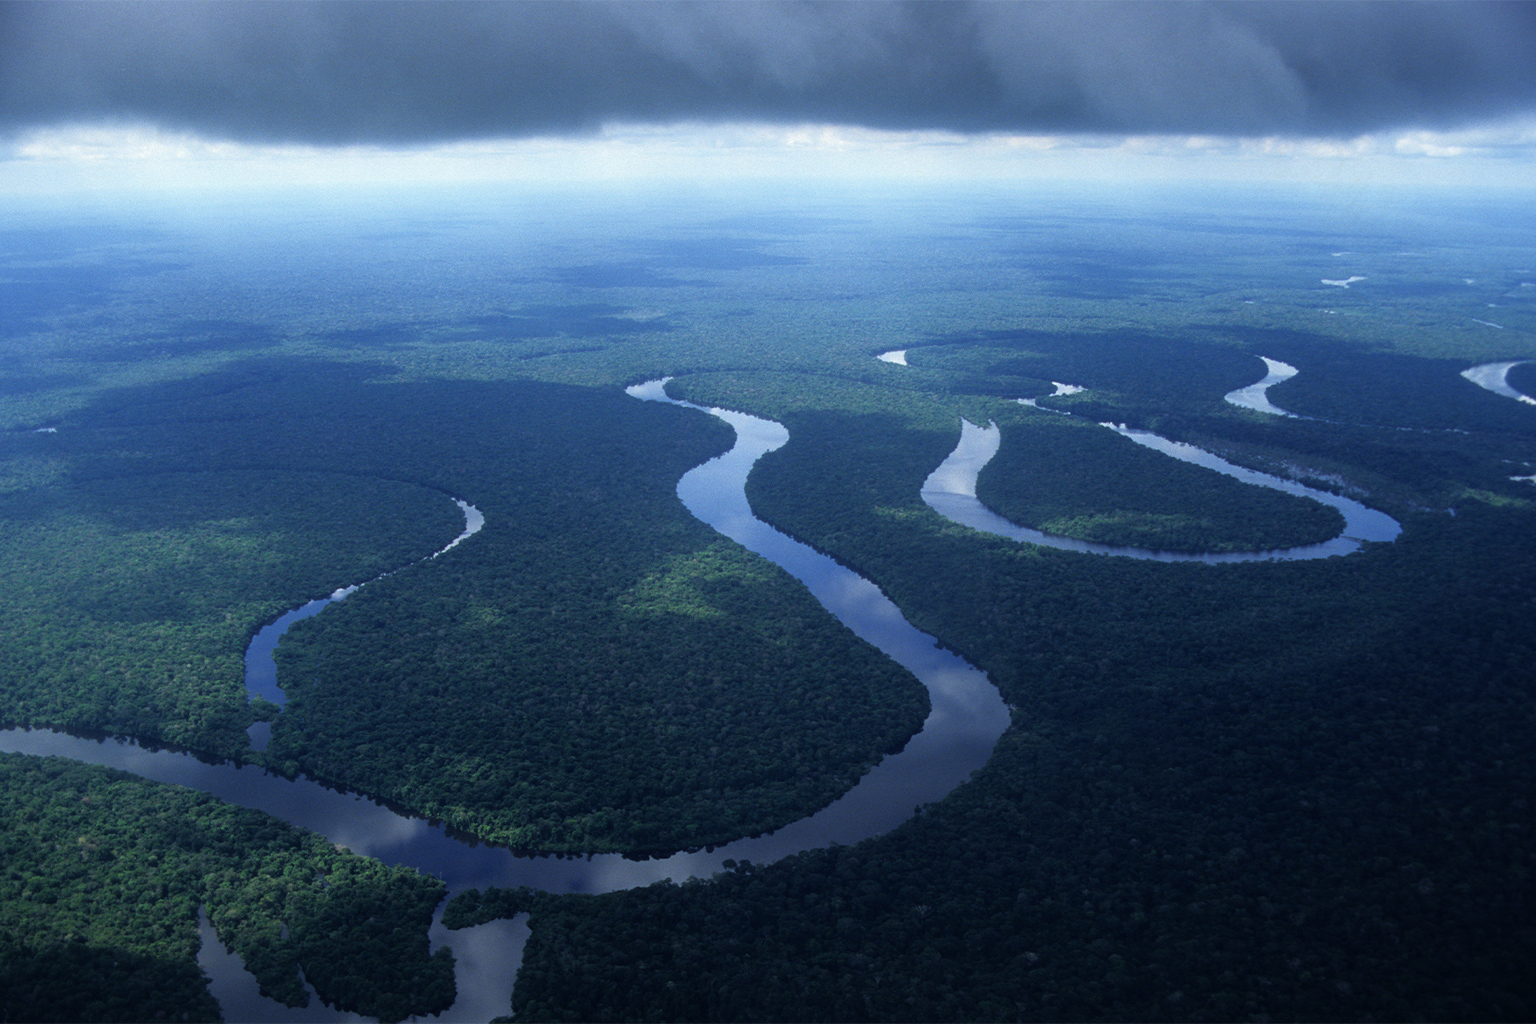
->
[1,180,1533,1021]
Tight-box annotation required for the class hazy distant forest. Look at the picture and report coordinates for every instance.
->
[2,180,1533,1022]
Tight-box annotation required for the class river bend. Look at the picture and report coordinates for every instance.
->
[0,361,1415,1018]
[0,381,1010,1021]
[1224,356,1301,416]
[1462,360,1536,405]
[246,497,484,750]
[922,417,1401,562]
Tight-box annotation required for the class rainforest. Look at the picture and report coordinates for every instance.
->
[2,179,1533,1023]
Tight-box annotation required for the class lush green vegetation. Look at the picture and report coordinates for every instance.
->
[1,360,927,855]
[976,407,1343,554]
[443,885,539,930]
[0,753,452,1023]
[3,182,1534,1021]
[503,399,1536,1022]
[493,194,1534,1021]
[1507,359,1536,400]
[0,468,463,757]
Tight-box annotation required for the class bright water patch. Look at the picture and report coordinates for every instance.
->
[1462,361,1536,406]
[627,378,1010,836]
[1225,356,1301,417]
[922,418,1400,562]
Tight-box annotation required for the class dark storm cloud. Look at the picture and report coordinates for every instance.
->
[3,1,1534,144]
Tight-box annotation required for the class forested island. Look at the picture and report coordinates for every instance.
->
[2,181,1533,1021]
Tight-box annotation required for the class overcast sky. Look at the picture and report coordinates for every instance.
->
[4,0,1536,194]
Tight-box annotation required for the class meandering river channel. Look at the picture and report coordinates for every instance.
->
[0,369,1411,1019]
[902,356,1400,559]
[1462,360,1536,406]
[1224,355,1301,417]
[923,417,1401,561]
[0,379,1012,1021]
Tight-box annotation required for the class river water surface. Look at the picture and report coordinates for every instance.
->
[0,368,1411,1019]
[1224,356,1301,417]
[921,418,1400,562]
[0,380,1010,1021]
[1461,360,1536,405]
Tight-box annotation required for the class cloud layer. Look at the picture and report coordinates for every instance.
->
[4,1,1535,145]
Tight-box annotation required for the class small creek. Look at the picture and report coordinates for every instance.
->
[246,499,484,751]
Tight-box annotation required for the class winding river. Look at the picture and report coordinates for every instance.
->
[0,360,1416,1018]
[923,417,1400,561]
[905,356,1400,559]
[0,379,1010,1022]
[1224,355,1301,417]
[246,499,485,751]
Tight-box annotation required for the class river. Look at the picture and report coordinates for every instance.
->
[0,380,1011,1022]
[1461,360,1536,406]
[1224,355,1301,417]
[915,358,1400,559]
[0,368,1410,1019]
[922,417,1400,562]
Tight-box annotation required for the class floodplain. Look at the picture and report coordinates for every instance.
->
[2,180,1533,1022]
